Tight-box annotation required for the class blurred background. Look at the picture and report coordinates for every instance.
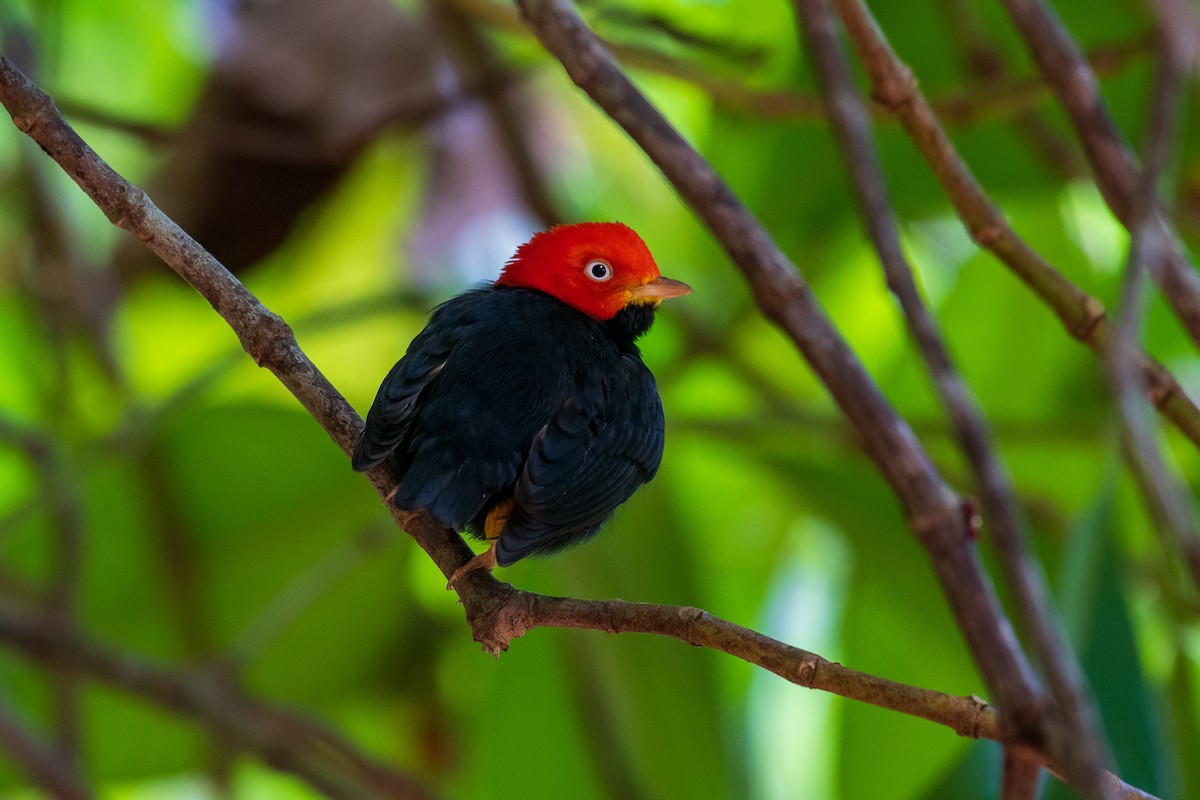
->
[0,0,1196,797]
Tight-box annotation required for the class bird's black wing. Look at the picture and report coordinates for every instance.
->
[497,359,665,566]
[374,289,579,532]
[351,292,485,472]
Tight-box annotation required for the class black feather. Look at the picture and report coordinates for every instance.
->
[354,285,667,566]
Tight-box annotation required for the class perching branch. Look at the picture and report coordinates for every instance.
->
[0,587,1158,800]
[0,43,1160,800]
[792,1,1114,797]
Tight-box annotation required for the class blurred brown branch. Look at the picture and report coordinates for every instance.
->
[998,0,1200,349]
[831,0,1200,452]
[442,0,1148,126]
[793,0,1114,795]
[0,705,91,800]
[0,603,430,800]
[1106,9,1200,594]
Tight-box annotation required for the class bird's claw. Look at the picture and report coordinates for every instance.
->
[446,542,498,590]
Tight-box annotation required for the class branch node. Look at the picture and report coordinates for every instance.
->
[1146,369,1180,409]
[676,606,708,647]
[1072,295,1108,343]
[241,311,297,368]
[968,219,1005,249]
[467,586,527,656]
[871,64,920,113]
[795,655,818,687]
[904,498,966,545]
[967,694,992,738]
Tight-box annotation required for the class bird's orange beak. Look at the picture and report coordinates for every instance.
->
[628,276,693,302]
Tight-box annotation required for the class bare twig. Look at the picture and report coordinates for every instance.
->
[793,1,1116,796]
[829,0,1200,451]
[0,705,92,800]
[439,0,1148,126]
[936,0,1085,179]
[0,603,430,800]
[1002,746,1043,800]
[431,1,565,228]
[998,0,1200,348]
[1107,16,1200,585]
[0,415,85,769]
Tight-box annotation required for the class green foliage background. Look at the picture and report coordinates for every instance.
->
[0,0,1197,798]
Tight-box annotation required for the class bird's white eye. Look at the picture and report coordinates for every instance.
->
[584,260,612,282]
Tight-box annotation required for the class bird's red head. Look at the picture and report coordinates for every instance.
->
[496,222,692,321]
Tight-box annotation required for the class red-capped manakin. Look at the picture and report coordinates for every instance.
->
[352,222,692,585]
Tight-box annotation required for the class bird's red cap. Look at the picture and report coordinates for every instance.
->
[496,222,692,321]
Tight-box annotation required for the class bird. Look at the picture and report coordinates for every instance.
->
[352,221,692,586]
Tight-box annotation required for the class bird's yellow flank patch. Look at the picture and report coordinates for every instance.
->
[484,498,515,540]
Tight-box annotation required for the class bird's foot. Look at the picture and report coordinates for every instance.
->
[383,483,400,505]
[447,540,498,590]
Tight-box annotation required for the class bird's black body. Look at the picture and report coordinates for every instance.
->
[352,285,665,567]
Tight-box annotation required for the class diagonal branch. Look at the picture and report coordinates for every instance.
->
[0,603,429,800]
[935,0,1086,180]
[1107,14,1200,587]
[792,1,1115,797]
[0,415,85,769]
[440,0,1150,127]
[0,704,92,800]
[997,0,1200,348]
[830,0,1200,452]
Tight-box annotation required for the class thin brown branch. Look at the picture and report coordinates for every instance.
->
[1002,746,1043,800]
[830,0,1200,452]
[135,441,237,789]
[56,97,175,145]
[793,1,1115,796]
[0,50,482,588]
[42,440,85,771]
[430,0,566,228]
[0,415,85,769]
[998,0,1200,348]
[0,705,92,800]
[438,0,1148,126]
[936,0,1086,179]
[464,588,1155,800]
[0,603,430,800]
[1108,18,1200,586]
